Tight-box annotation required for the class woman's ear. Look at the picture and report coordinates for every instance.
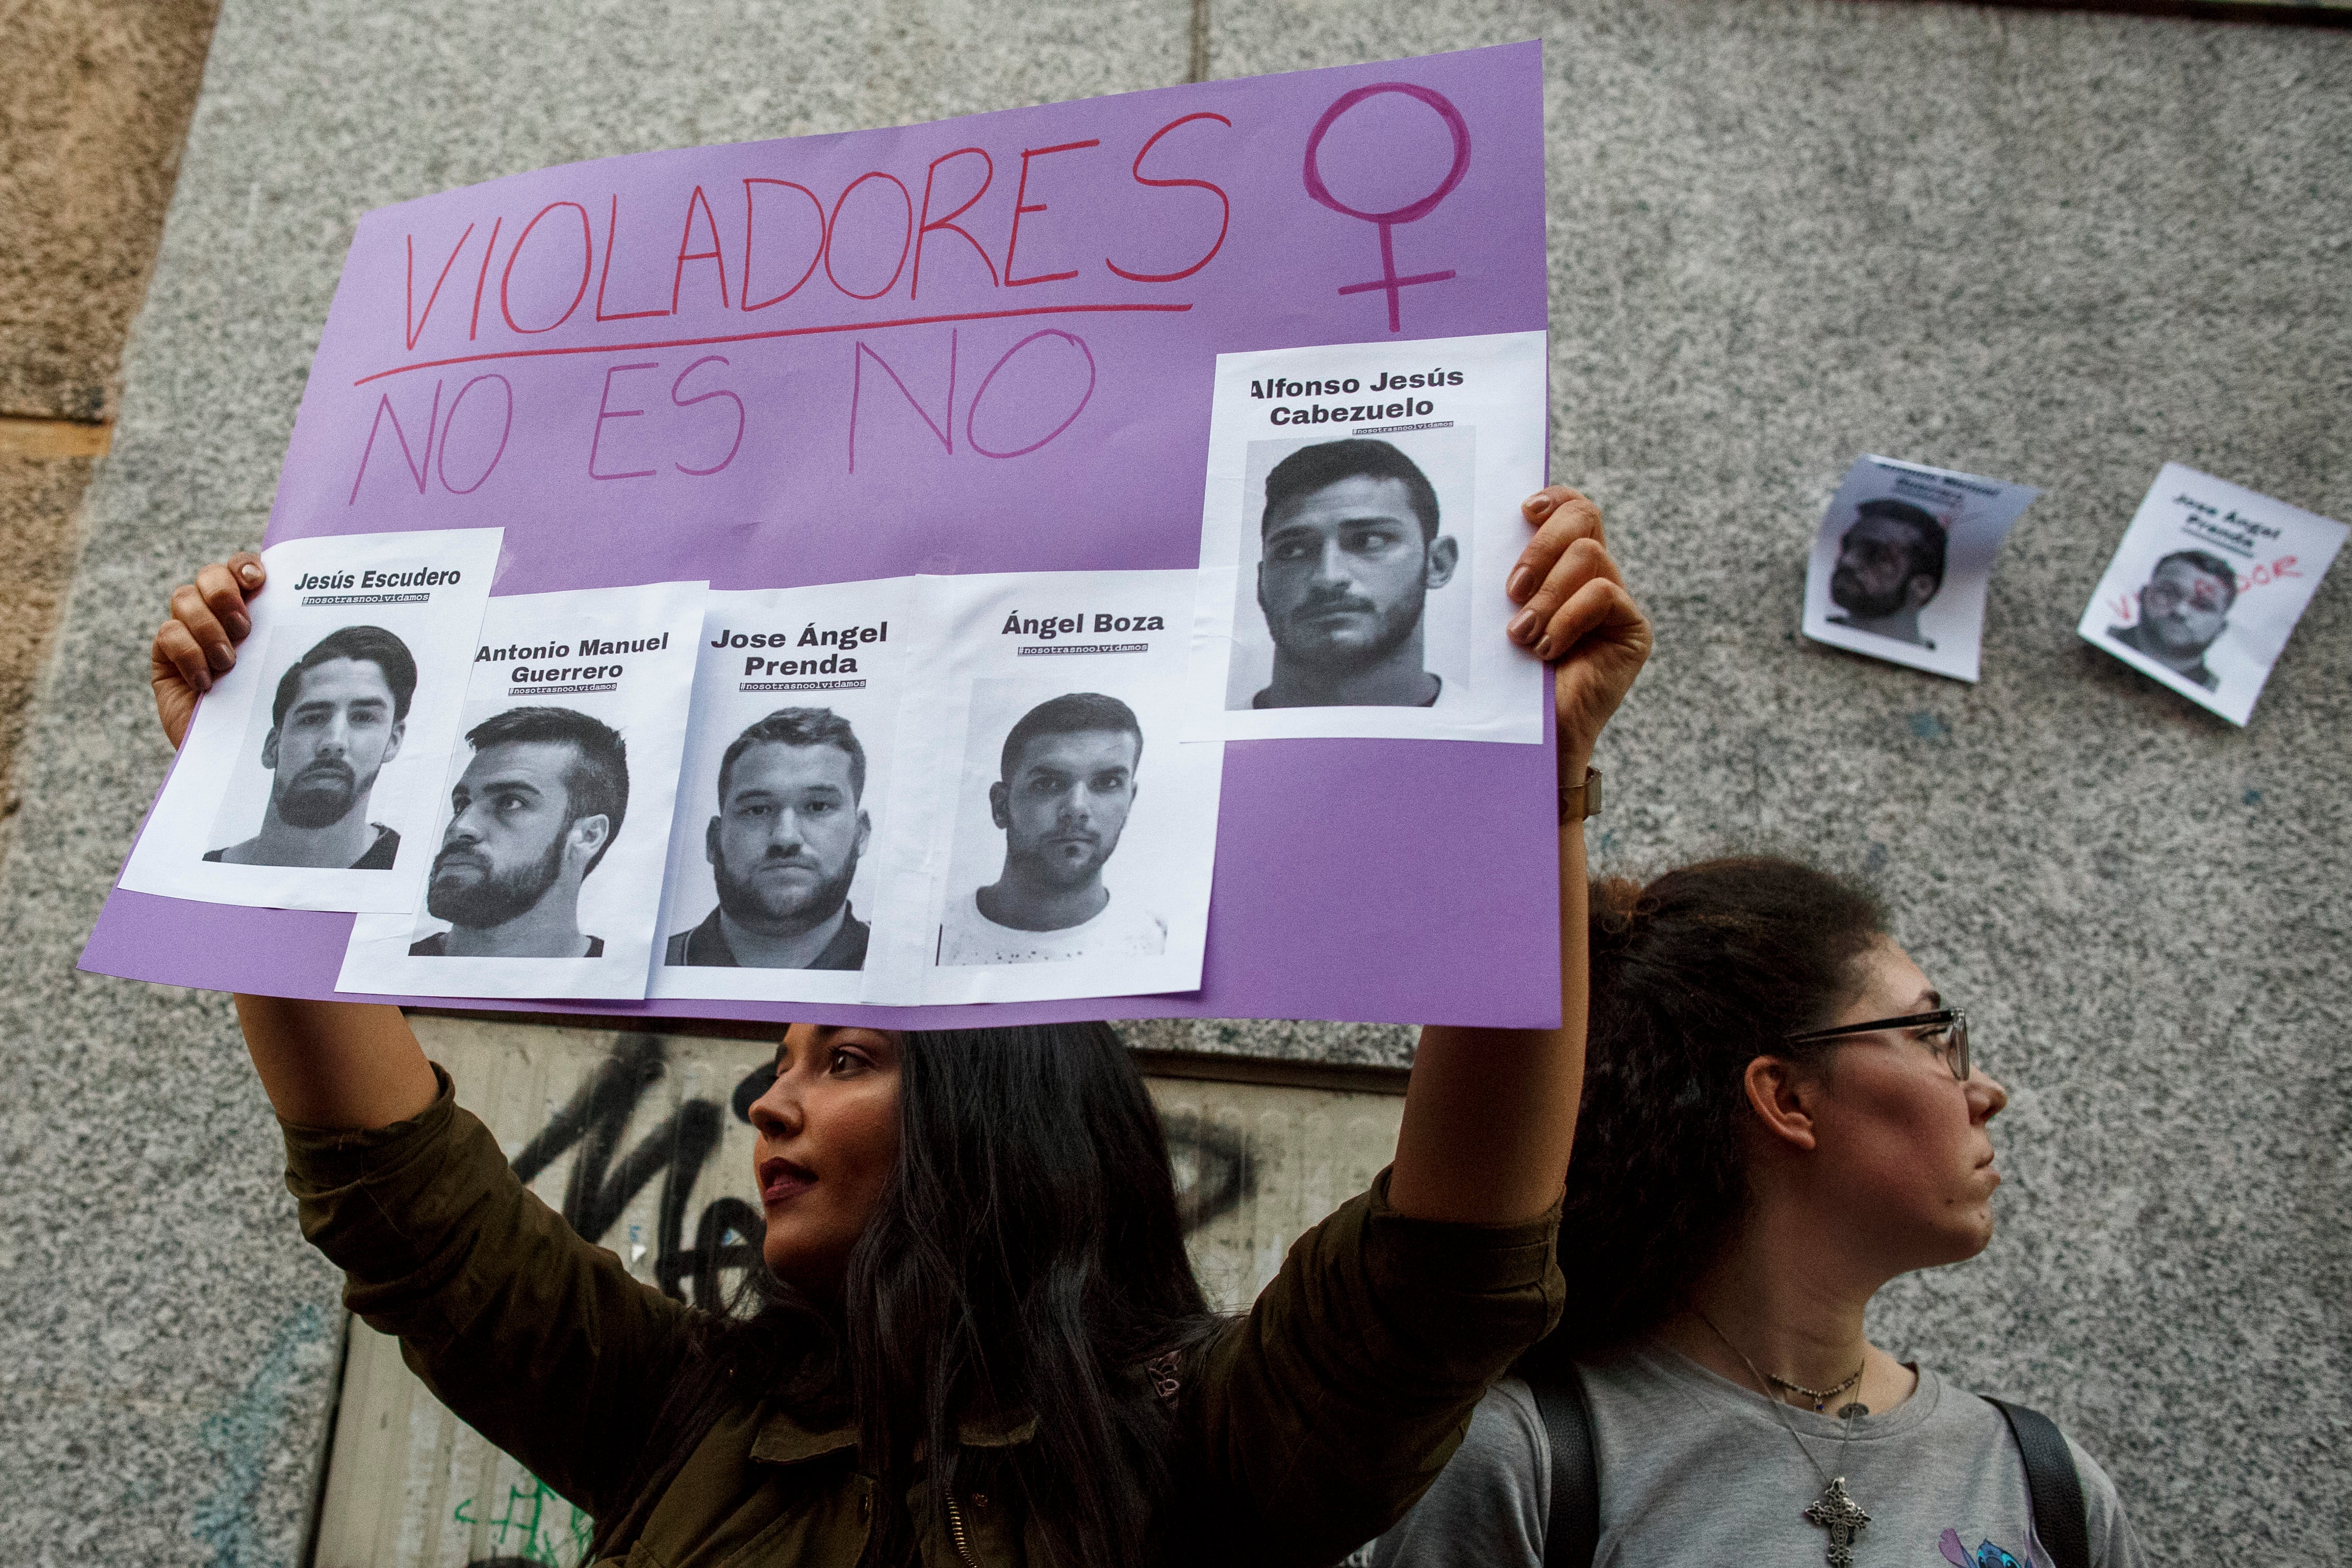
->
[1743,1055,1820,1152]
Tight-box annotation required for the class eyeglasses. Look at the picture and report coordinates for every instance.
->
[2142,582,2227,614]
[1784,1008,1970,1082]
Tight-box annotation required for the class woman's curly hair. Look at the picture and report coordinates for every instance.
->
[1525,857,1885,1372]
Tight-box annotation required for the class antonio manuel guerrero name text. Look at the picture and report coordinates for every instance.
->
[479,630,670,686]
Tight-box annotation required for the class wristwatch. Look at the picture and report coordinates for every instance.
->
[1559,766,1603,824]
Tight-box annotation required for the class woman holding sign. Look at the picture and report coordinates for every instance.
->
[147,487,1646,1568]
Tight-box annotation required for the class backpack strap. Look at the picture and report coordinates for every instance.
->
[1531,1368,1601,1568]
[1984,1397,2091,1568]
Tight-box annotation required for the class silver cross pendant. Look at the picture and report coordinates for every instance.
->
[1803,1476,1871,1568]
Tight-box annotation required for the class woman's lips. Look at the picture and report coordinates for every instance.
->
[759,1157,815,1206]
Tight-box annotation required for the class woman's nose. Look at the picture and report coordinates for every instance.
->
[1969,1069,2009,1121]
[748,1073,801,1137]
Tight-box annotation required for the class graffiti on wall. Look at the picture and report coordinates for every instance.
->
[452,1473,592,1568]
[506,1033,765,1312]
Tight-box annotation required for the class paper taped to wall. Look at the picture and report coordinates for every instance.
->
[2079,463,2347,727]
[1801,456,2040,684]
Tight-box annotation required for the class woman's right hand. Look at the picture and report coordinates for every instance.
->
[152,552,266,748]
[147,548,440,1128]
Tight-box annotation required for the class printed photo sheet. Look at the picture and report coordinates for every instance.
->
[650,580,913,1006]
[1184,329,1548,743]
[337,581,706,998]
[2077,463,2347,727]
[1801,456,2042,683]
[870,570,1224,1005]
[119,528,501,912]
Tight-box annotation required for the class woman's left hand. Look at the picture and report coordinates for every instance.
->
[1503,485,1652,771]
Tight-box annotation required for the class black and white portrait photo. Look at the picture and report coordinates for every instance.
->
[1826,498,1947,650]
[2078,463,2348,728]
[667,708,872,971]
[2103,549,2236,693]
[866,568,1219,1005]
[336,579,705,999]
[205,625,416,869]
[938,690,1168,967]
[1239,437,1462,710]
[1187,329,1548,744]
[124,526,501,914]
[410,706,629,959]
[649,578,908,1004]
[1803,456,2041,684]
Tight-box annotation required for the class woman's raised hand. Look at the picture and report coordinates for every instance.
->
[1503,486,1651,771]
[152,551,266,748]
[143,546,435,1127]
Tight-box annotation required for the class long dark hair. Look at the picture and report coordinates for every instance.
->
[1524,858,1886,1371]
[589,1021,1217,1568]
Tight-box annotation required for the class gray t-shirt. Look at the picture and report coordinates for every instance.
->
[1359,1344,2146,1568]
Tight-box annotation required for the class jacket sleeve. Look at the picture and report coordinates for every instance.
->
[1182,1166,1566,1566]
[281,1065,696,1516]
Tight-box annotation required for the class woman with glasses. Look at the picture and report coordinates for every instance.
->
[1360,858,2146,1568]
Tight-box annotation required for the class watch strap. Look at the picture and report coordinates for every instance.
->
[1559,766,1603,823]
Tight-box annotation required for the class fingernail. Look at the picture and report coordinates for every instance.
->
[1506,567,1535,601]
[1508,608,1539,642]
[195,670,212,693]
[1534,636,1558,661]
[1525,492,1554,518]
[208,642,233,672]
[228,611,250,637]
[240,563,262,584]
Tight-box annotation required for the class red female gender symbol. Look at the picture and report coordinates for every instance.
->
[1301,83,1472,332]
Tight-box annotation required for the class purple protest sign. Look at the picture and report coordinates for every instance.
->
[83,42,1559,1028]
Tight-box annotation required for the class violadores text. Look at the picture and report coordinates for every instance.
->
[344,112,1241,505]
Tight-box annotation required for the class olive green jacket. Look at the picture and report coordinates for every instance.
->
[286,1069,1565,1567]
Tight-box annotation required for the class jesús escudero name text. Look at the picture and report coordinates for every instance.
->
[295,568,465,592]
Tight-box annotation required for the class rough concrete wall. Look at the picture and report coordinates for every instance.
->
[0,0,222,422]
[0,0,221,860]
[0,440,104,857]
[0,2,2345,1564]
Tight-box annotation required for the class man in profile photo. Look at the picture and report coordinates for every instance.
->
[668,708,871,970]
[205,625,415,869]
[1250,437,1459,709]
[938,692,1167,966]
[410,707,628,959]
[2106,549,2236,691]
[1827,498,1947,649]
